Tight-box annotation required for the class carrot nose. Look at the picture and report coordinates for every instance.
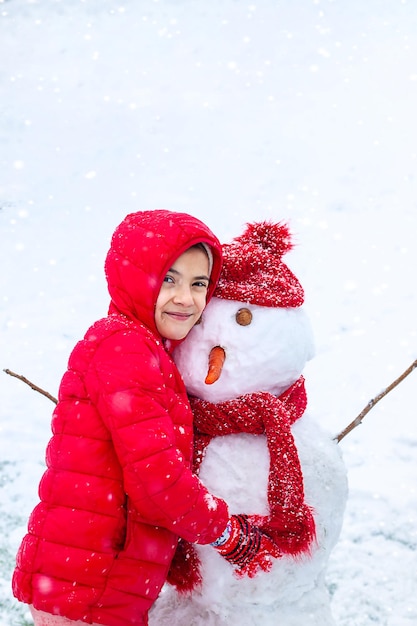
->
[205,346,226,385]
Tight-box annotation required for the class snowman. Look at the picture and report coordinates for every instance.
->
[150,221,348,626]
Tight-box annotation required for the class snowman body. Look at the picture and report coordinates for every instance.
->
[150,297,347,626]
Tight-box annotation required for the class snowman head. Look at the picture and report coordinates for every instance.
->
[174,221,315,403]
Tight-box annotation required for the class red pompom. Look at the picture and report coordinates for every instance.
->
[214,220,304,308]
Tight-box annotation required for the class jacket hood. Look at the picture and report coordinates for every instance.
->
[104,210,223,337]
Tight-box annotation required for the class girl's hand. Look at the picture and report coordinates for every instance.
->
[212,514,281,578]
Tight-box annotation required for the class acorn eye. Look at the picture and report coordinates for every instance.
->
[236,308,252,326]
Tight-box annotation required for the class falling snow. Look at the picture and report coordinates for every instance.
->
[1,1,417,625]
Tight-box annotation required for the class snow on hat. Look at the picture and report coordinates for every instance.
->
[214,221,304,308]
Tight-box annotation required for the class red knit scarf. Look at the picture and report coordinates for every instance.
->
[167,377,316,592]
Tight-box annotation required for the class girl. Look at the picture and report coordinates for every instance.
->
[12,210,277,626]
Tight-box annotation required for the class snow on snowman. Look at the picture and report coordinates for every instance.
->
[150,221,348,626]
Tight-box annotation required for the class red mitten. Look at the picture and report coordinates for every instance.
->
[212,514,281,578]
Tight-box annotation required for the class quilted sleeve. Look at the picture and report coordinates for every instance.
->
[85,328,229,545]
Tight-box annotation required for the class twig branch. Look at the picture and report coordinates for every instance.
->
[335,358,417,443]
[5,356,417,444]
[3,369,58,404]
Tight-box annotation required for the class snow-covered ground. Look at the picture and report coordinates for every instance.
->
[1,1,416,624]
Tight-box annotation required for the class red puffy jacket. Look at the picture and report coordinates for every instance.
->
[13,210,229,626]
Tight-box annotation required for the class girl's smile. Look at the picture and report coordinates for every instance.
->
[155,246,210,341]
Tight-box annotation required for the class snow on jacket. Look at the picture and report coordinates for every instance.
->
[12,210,229,626]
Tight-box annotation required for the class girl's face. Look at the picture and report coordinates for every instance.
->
[155,246,210,341]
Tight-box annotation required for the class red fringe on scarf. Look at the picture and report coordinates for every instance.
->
[167,377,316,592]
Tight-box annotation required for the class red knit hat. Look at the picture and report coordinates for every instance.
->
[214,221,304,308]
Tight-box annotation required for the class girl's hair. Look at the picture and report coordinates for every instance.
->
[190,242,213,276]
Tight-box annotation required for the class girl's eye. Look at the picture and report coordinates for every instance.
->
[163,275,174,284]
[235,308,252,326]
[193,281,209,289]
